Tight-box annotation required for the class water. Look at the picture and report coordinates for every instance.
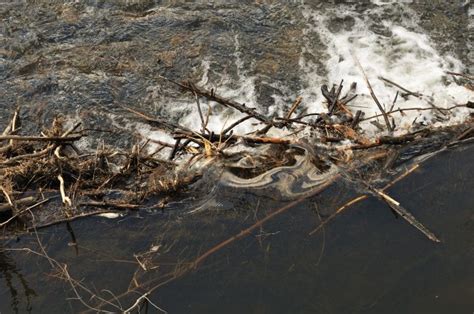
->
[1,1,473,313]
[0,138,473,313]
[1,1,472,145]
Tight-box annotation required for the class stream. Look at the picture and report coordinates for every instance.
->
[1,1,473,313]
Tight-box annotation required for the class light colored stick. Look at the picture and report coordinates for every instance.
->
[58,175,72,207]
[0,186,13,207]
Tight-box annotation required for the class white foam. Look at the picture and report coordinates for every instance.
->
[139,3,472,146]
[300,3,473,135]
[151,35,264,137]
[370,0,413,5]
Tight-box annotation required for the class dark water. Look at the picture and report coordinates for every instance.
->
[0,142,473,313]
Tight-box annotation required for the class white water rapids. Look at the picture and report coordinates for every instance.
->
[138,1,473,151]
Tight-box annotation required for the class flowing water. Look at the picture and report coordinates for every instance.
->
[1,1,473,313]
[1,1,473,141]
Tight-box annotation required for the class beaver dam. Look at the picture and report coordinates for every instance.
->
[1,1,474,313]
[1,77,474,235]
[1,77,473,311]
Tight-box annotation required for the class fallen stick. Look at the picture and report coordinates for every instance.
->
[390,91,399,112]
[169,138,182,160]
[341,94,358,106]
[361,104,468,122]
[8,109,19,146]
[27,209,122,231]
[58,175,72,207]
[175,131,292,145]
[190,151,391,268]
[192,175,339,268]
[286,96,303,119]
[193,91,207,133]
[0,143,12,153]
[353,55,393,131]
[1,122,84,166]
[242,136,291,144]
[79,201,141,210]
[275,117,315,128]
[351,128,431,150]
[351,110,363,129]
[310,123,474,236]
[363,181,440,242]
[221,115,254,135]
[0,196,37,213]
[0,135,82,142]
[1,108,19,137]
[447,126,474,146]
[0,145,54,166]
[308,195,368,236]
[123,106,193,134]
[446,71,474,81]
[254,124,274,135]
[159,75,274,126]
[379,76,422,97]
[0,198,51,227]
[309,164,424,238]
[0,186,13,208]
[147,138,174,148]
[328,80,344,115]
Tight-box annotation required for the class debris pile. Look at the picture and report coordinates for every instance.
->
[1,75,473,241]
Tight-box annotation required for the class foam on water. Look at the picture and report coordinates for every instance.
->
[154,34,261,140]
[138,2,473,148]
[300,2,473,135]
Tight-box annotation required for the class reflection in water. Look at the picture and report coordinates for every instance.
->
[187,143,338,215]
[221,144,338,199]
[0,143,473,313]
[0,248,36,313]
[66,222,79,256]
